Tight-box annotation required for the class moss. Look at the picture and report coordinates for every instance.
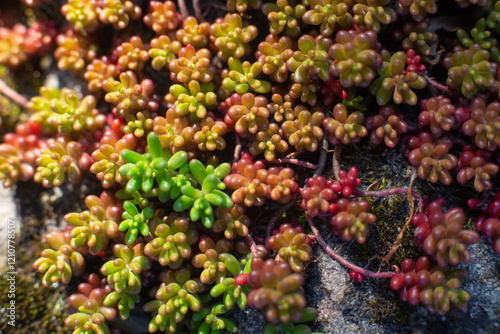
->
[0,66,24,134]
[0,270,70,333]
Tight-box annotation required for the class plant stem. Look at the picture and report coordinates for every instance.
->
[308,217,400,278]
[269,158,318,169]
[193,0,203,21]
[333,144,342,180]
[354,187,424,212]
[314,134,329,176]
[380,168,418,265]
[0,79,29,109]
[178,0,189,18]
[233,134,242,164]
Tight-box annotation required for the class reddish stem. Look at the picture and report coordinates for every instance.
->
[421,73,458,97]
[0,79,29,109]
[308,217,400,279]
[193,0,203,21]
[269,158,318,169]
[354,187,424,212]
[314,134,329,176]
[233,134,242,164]
[246,235,260,259]
[333,144,342,180]
[178,0,189,18]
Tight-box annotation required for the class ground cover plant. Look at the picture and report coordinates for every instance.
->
[0,0,500,333]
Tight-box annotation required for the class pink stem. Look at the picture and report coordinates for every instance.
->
[354,188,424,212]
[314,135,329,176]
[233,134,242,164]
[193,0,203,21]
[421,73,458,97]
[246,235,260,259]
[270,158,318,169]
[0,79,29,109]
[308,218,400,279]
[333,144,342,180]
[177,0,189,18]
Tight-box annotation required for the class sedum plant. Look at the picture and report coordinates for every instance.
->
[370,51,427,106]
[33,231,85,287]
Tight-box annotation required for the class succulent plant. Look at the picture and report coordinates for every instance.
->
[323,103,367,145]
[390,256,471,315]
[192,238,242,284]
[287,35,332,84]
[330,198,377,244]
[169,45,214,84]
[84,58,120,93]
[101,244,152,295]
[456,148,499,192]
[33,231,85,287]
[302,0,353,36]
[395,0,437,23]
[401,19,440,57]
[443,44,498,99]
[474,191,500,254]
[98,0,142,30]
[370,51,427,106]
[54,29,96,72]
[65,191,122,255]
[282,108,325,152]
[152,110,196,152]
[408,142,458,185]
[193,116,228,151]
[247,258,307,323]
[411,199,479,266]
[28,87,106,137]
[167,81,217,120]
[457,18,499,62]
[115,36,150,71]
[249,123,289,161]
[418,96,459,138]
[224,154,270,207]
[365,105,408,148]
[143,1,181,34]
[268,223,313,272]
[462,98,500,151]
[329,29,382,88]
[210,13,258,61]
[352,0,396,32]
[176,16,211,49]
[103,71,157,118]
[300,176,338,217]
[227,0,263,13]
[61,0,99,33]
[226,93,270,138]
[90,132,138,188]
[266,166,299,204]
[267,93,296,123]
[145,213,198,268]
[119,201,154,244]
[262,0,306,37]
[65,274,116,334]
[173,159,233,228]
[223,57,272,94]
[256,34,294,84]
[149,34,183,70]
[34,139,92,187]
[144,268,202,333]
[213,205,251,240]
[118,132,188,195]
